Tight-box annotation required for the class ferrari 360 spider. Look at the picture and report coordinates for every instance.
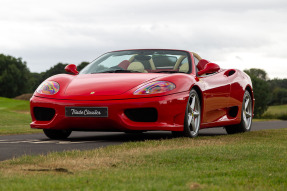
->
[30,49,254,139]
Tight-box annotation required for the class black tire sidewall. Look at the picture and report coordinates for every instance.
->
[43,129,72,140]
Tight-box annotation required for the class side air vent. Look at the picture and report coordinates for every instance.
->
[124,108,158,122]
[34,107,56,121]
[225,69,236,76]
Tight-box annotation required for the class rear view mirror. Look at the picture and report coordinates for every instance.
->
[198,63,220,76]
[65,64,79,75]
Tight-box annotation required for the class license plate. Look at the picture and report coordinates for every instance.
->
[65,107,108,117]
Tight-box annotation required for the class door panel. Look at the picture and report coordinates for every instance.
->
[199,71,230,123]
[227,70,245,108]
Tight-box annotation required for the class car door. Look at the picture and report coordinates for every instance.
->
[225,69,246,108]
[199,71,231,124]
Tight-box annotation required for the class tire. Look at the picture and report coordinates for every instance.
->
[225,90,253,134]
[43,129,72,140]
[172,89,201,138]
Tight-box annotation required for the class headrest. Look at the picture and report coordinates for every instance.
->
[127,62,145,73]
[179,63,189,73]
[197,59,209,71]
[118,60,130,69]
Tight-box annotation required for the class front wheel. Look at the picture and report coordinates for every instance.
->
[225,90,253,134]
[43,129,72,140]
[172,89,201,138]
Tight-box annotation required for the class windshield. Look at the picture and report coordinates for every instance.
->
[80,50,191,74]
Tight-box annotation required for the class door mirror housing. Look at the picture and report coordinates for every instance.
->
[65,64,79,75]
[197,63,220,76]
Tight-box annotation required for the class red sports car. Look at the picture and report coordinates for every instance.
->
[30,49,254,139]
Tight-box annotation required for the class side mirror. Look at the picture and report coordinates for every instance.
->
[197,63,220,76]
[65,64,79,75]
[197,59,209,71]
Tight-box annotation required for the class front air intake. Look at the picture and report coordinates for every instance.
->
[124,108,158,122]
[33,107,56,121]
[228,106,239,118]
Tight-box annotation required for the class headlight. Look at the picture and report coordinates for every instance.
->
[36,81,60,95]
[134,81,176,95]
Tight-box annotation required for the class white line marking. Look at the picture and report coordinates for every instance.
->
[0,139,99,144]
[31,140,64,144]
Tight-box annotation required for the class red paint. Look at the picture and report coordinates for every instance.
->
[65,64,79,75]
[30,49,254,133]
[197,63,220,76]
[197,59,209,71]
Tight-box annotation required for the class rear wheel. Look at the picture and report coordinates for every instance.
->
[225,90,253,134]
[43,129,72,140]
[172,89,201,138]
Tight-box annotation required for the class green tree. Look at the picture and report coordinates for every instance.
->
[271,88,287,105]
[40,63,68,81]
[268,78,287,90]
[41,62,89,79]
[32,62,89,92]
[245,68,268,81]
[244,68,271,118]
[30,63,68,92]
[0,54,32,98]
[77,61,89,71]
[268,78,287,105]
[30,72,43,92]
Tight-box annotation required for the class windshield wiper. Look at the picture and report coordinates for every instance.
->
[92,69,141,74]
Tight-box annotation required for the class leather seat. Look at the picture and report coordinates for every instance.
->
[127,62,147,73]
[179,63,189,73]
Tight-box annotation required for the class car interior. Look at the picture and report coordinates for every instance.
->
[118,52,209,74]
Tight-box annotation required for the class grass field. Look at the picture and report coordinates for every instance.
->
[0,97,38,135]
[262,104,287,120]
[265,104,287,114]
[0,98,286,190]
[0,129,286,190]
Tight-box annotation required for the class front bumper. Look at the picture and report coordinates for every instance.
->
[30,92,189,131]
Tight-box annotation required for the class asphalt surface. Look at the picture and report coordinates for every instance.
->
[0,120,286,161]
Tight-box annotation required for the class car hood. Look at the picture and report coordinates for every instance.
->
[64,73,167,96]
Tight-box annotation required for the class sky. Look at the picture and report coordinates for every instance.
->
[1,0,287,79]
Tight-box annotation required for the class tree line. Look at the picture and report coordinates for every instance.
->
[0,53,88,98]
[29,61,89,91]
[0,53,286,117]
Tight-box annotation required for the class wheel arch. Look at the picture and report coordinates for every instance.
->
[191,85,203,104]
[245,85,253,100]
[245,85,255,117]
[190,85,204,120]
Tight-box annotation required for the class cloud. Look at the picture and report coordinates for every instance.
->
[0,0,287,78]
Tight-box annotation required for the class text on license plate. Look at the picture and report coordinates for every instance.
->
[65,107,108,117]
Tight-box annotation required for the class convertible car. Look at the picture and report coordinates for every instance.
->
[30,49,254,139]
